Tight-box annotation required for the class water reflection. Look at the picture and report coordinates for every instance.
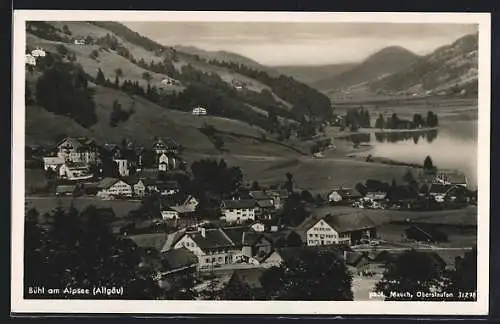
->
[339,129,439,144]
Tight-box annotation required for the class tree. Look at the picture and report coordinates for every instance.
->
[445,247,477,301]
[24,206,162,299]
[36,63,97,128]
[423,156,436,174]
[412,114,424,128]
[25,81,34,105]
[90,49,99,60]
[403,169,415,183]
[96,68,106,84]
[285,172,294,194]
[251,181,261,190]
[259,249,353,300]
[115,68,123,79]
[375,249,445,300]
[142,71,152,84]
[375,114,385,129]
[280,192,308,227]
[62,24,71,35]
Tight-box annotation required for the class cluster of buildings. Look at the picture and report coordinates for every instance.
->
[25,47,47,66]
[41,136,183,194]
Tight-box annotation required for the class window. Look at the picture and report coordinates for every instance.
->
[206,258,210,263]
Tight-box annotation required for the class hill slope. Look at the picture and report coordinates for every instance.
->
[313,46,420,91]
[369,33,478,97]
[274,63,356,86]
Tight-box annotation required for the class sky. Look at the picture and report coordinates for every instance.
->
[122,22,478,66]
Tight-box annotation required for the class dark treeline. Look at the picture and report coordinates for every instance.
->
[375,112,439,130]
[344,107,371,130]
[205,59,333,121]
[26,21,71,43]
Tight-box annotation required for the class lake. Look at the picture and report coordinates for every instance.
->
[338,119,478,189]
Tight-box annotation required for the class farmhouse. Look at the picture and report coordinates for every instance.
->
[158,153,177,171]
[153,138,178,155]
[96,177,133,198]
[173,227,243,269]
[298,212,377,247]
[192,107,207,116]
[266,189,289,209]
[58,162,93,181]
[436,171,467,187]
[25,53,36,66]
[113,158,130,177]
[428,184,454,203]
[220,199,258,224]
[328,187,362,205]
[31,48,46,57]
[43,156,65,171]
[57,137,97,164]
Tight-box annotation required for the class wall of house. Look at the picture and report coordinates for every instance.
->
[261,251,284,268]
[114,159,129,177]
[98,180,132,197]
[306,220,340,246]
[161,210,179,220]
[222,208,256,223]
[134,181,146,197]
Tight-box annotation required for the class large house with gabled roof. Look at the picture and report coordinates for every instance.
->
[220,199,258,224]
[56,136,98,164]
[296,211,378,247]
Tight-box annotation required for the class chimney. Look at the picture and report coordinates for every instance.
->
[200,227,206,238]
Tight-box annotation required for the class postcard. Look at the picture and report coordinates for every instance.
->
[11,10,491,315]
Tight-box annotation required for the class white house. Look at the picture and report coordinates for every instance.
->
[113,158,129,177]
[25,54,36,66]
[161,207,180,220]
[300,212,377,247]
[158,153,177,171]
[96,178,133,198]
[250,222,266,232]
[58,163,93,181]
[435,171,467,188]
[192,107,207,116]
[43,156,65,171]
[57,137,97,164]
[173,227,242,269]
[220,199,257,224]
[182,195,199,210]
[31,48,46,57]
[74,39,86,45]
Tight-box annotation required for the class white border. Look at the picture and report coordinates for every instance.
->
[11,10,491,315]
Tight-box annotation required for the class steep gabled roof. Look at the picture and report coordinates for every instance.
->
[128,233,169,251]
[429,184,453,194]
[221,226,249,245]
[249,191,271,200]
[188,228,235,252]
[97,177,121,189]
[221,199,257,210]
[322,212,377,233]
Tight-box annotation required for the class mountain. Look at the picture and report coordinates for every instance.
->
[24,21,332,154]
[313,46,420,91]
[368,33,478,97]
[174,45,280,76]
[273,63,356,86]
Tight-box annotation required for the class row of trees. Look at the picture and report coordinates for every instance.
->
[344,107,371,130]
[374,111,439,130]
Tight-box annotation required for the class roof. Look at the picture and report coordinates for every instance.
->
[43,156,64,163]
[437,171,467,185]
[322,212,377,233]
[329,187,362,198]
[161,247,198,271]
[256,200,274,208]
[267,189,289,199]
[222,199,257,210]
[97,177,121,189]
[221,226,248,245]
[170,205,196,214]
[249,191,271,200]
[162,229,187,252]
[429,184,453,194]
[56,185,75,193]
[188,228,235,252]
[128,233,169,251]
[242,232,269,246]
[158,181,180,190]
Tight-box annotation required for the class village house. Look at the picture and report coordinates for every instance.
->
[428,184,454,203]
[297,211,378,247]
[113,158,130,177]
[122,175,147,198]
[58,162,94,181]
[249,191,275,218]
[220,199,258,224]
[328,187,362,205]
[158,153,177,171]
[56,184,75,196]
[158,181,181,196]
[73,39,86,45]
[436,170,467,187]
[266,189,289,209]
[96,177,133,198]
[43,156,65,171]
[173,227,243,269]
[192,107,207,116]
[250,221,266,232]
[262,245,344,269]
[56,137,98,164]
[31,48,46,57]
[25,53,36,66]
[153,138,178,156]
